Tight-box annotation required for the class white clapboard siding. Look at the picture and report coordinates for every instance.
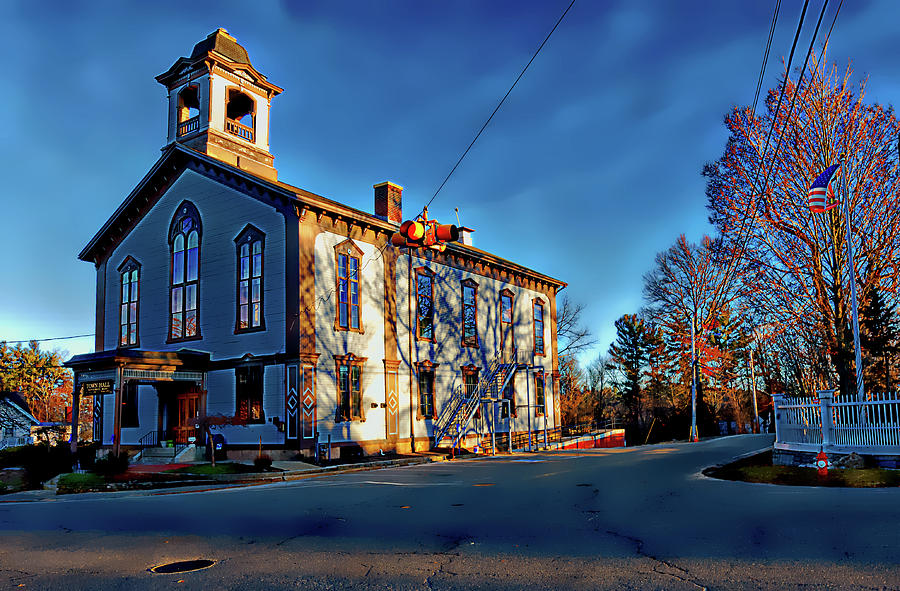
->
[102,169,286,359]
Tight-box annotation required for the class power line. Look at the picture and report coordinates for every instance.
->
[705,0,812,317]
[752,0,781,114]
[760,0,831,194]
[3,334,94,345]
[422,0,576,215]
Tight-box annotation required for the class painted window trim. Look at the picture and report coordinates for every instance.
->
[333,239,365,334]
[534,370,546,417]
[415,267,436,342]
[167,201,202,343]
[415,360,440,420]
[234,224,266,334]
[117,256,141,348]
[532,297,546,357]
[235,365,265,424]
[334,353,367,422]
[460,278,479,348]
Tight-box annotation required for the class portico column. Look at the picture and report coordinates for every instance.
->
[69,380,81,455]
[112,366,124,457]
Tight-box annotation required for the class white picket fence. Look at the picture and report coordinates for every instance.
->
[774,390,900,455]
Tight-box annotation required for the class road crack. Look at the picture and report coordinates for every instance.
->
[605,528,707,590]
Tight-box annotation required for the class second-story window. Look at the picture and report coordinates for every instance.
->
[236,226,265,332]
[118,258,140,347]
[335,240,363,332]
[533,299,545,356]
[461,279,478,347]
[169,202,201,341]
[416,268,435,341]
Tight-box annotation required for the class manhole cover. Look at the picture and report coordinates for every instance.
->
[149,559,217,574]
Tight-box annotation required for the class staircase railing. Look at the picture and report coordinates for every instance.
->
[138,430,158,448]
[432,353,518,449]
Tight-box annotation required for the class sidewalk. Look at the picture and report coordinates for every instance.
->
[0,451,465,500]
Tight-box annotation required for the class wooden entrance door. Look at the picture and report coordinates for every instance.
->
[384,364,400,447]
[173,390,200,444]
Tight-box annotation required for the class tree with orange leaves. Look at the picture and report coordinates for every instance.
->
[704,56,900,396]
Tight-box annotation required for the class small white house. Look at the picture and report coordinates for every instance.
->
[66,30,566,460]
[0,392,39,449]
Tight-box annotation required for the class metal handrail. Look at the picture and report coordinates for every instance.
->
[138,430,158,448]
[434,356,518,449]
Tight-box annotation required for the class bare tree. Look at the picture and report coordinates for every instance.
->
[556,296,596,358]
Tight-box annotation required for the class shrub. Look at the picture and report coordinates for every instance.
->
[21,443,73,488]
[57,473,106,494]
[93,451,130,477]
[253,454,273,471]
[76,442,100,470]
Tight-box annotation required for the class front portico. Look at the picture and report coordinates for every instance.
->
[66,349,210,456]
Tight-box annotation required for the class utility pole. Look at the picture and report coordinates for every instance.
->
[690,312,698,442]
[750,348,760,434]
[840,159,865,402]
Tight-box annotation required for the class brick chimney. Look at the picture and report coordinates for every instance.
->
[374,182,403,224]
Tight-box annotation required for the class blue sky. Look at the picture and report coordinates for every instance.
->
[1,0,898,364]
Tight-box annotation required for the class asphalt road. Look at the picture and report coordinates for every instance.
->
[1,434,898,590]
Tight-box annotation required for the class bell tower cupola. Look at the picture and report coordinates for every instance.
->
[156,29,283,181]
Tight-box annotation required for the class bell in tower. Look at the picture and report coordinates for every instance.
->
[156,28,283,181]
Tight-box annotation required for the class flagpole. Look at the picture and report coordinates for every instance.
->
[690,311,698,442]
[840,159,865,402]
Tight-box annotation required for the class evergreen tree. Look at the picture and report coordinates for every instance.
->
[860,287,899,392]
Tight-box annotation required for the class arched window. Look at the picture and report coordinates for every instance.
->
[177,85,200,137]
[169,202,201,341]
[334,239,363,332]
[118,257,140,347]
[225,88,255,142]
[235,225,265,332]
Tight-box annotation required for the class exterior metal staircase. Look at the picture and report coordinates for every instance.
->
[432,354,518,450]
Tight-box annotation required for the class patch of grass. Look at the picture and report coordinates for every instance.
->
[166,462,281,475]
[705,451,900,487]
[58,472,107,493]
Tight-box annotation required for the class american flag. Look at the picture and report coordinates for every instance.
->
[807,163,841,212]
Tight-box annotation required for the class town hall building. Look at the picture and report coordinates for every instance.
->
[66,29,565,460]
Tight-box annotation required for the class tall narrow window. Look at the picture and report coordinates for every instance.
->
[501,378,516,418]
[236,366,264,423]
[118,258,140,347]
[533,299,545,356]
[334,240,363,332]
[461,279,478,347]
[534,372,545,417]
[335,354,365,421]
[169,203,201,341]
[417,366,435,419]
[500,289,514,359]
[501,292,513,324]
[236,226,265,332]
[416,268,435,341]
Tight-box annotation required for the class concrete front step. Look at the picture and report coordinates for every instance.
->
[136,447,178,464]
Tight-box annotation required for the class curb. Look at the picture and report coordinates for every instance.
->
[55,454,454,494]
[695,446,773,482]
